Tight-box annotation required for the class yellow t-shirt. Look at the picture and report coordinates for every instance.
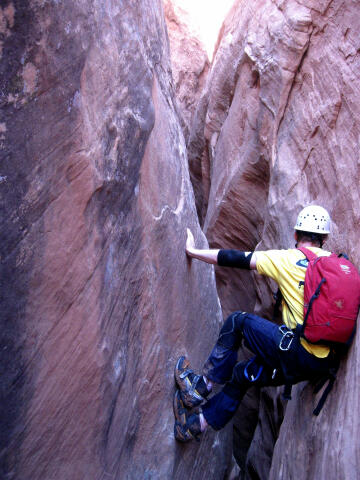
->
[256,247,331,358]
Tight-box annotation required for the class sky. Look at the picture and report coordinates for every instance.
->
[176,0,235,59]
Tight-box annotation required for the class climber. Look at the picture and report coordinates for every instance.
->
[173,205,340,441]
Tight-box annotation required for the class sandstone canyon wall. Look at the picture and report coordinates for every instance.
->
[2,0,360,479]
[185,0,360,478]
[0,1,232,479]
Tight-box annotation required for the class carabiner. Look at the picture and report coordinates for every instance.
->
[278,325,294,351]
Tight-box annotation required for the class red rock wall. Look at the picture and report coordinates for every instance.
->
[0,1,231,478]
[185,0,360,478]
[3,0,360,477]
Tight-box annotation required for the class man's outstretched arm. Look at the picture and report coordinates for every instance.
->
[185,228,257,269]
[185,228,219,264]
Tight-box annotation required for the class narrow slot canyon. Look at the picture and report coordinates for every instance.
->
[1,1,359,479]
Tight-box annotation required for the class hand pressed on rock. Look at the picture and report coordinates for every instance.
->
[185,228,195,257]
[185,229,219,264]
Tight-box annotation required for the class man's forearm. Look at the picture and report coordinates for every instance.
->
[186,247,220,265]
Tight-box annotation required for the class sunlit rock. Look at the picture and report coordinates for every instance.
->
[163,0,210,140]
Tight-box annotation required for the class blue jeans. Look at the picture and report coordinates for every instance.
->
[201,312,334,430]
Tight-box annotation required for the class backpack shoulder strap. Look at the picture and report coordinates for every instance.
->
[297,246,318,262]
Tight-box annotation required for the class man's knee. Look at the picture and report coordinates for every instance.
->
[217,311,248,349]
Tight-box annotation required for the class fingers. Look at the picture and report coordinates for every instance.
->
[186,228,195,255]
[186,228,194,243]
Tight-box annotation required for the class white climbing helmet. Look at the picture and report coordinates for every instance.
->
[294,205,331,234]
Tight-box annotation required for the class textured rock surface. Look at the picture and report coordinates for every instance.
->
[163,0,209,140]
[186,0,360,478]
[245,387,284,479]
[3,0,360,477]
[0,1,231,478]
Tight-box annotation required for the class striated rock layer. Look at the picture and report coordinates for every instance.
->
[0,1,231,478]
[187,0,360,478]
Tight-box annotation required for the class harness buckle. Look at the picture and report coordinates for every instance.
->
[278,325,294,351]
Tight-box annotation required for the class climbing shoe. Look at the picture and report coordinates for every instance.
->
[174,356,209,408]
[173,390,202,443]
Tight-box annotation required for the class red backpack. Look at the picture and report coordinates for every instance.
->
[298,247,360,345]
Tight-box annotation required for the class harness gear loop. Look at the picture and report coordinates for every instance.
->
[244,358,263,383]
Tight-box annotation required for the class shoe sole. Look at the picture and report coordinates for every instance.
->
[173,390,194,442]
[173,390,186,424]
[174,356,187,386]
[174,421,193,443]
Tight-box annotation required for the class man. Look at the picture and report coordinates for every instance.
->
[173,205,338,442]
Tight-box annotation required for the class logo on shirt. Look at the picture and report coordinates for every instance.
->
[296,258,309,268]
